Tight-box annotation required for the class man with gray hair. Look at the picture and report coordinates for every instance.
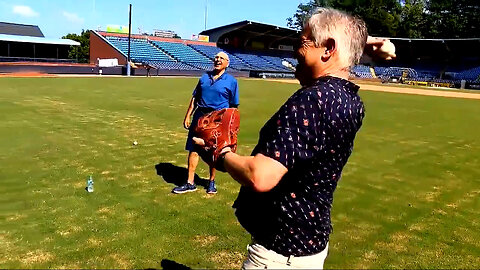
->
[172,51,239,195]
[194,8,392,269]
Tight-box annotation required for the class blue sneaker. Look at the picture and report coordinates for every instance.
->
[206,180,217,194]
[172,183,197,194]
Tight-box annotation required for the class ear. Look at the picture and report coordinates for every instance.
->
[321,38,336,61]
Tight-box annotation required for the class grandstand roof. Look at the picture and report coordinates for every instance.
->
[0,22,44,37]
[0,33,80,46]
[199,20,299,47]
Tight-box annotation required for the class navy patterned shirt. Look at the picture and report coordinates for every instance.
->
[233,76,365,256]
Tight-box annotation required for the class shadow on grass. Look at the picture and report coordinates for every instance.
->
[144,259,191,270]
[155,162,209,189]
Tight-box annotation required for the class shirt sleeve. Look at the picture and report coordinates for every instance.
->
[192,79,201,98]
[229,79,240,107]
[254,91,322,170]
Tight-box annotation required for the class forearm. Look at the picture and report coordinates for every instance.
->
[185,97,196,118]
[223,152,255,187]
[222,152,287,192]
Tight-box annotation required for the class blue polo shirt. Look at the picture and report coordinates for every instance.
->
[193,71,239,110]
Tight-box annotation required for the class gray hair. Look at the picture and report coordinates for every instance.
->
[304,8,368,69]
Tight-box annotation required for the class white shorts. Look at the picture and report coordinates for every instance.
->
[242,242,329,269]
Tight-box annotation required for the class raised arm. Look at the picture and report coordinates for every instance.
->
[364,36,396,60]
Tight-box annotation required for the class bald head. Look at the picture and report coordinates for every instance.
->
[213,51,229,71]
[215,52,229,62]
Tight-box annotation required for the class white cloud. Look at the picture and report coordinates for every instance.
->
[12,5,39,17]
[62,11,84,24]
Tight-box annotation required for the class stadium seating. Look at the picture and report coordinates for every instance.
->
[373,66,418,80]
[455,66,480,81]
[102,34,479,86]
[151,41,212,65]
[106,37,172,62]
[145,60,199,71]
[226,50,282,72]
[259,55,292,72]
[283,57,298,66]
[188,44,252,70]
[351,65,373,79]
[104,34,298,73]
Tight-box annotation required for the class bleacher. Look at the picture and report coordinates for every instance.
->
[145,61,198,71]
[351,65,373,79]
[188,44,252,71]
[101,33,480,88]
[259,55,292,72]
[226,51,281,72]
[455,66,480,82]
[151,41,212,68]
[106,37,172,62]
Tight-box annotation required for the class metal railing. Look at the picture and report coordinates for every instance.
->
[0,56,79,63]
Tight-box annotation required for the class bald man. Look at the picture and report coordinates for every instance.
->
[172,52,239,194]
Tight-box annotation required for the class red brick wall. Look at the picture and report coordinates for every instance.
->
[90,32,127,65]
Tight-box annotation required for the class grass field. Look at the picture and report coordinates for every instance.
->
[1,77,479,269]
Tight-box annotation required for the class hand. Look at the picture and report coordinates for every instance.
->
[192,108,240,167]
[365,36,396,60]
[183,116,191,129]
[192,137,205,146]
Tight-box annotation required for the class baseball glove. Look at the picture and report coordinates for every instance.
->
[193,108,240,169]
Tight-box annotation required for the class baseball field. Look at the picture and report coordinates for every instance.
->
[1,77,479,269]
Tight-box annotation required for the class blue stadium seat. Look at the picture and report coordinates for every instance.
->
[455,66,480,81]
[189,44,251,71]
[105,37,172,62]
[351,65,373,78]
[151,41,212,64]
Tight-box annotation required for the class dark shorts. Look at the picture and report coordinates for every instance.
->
[185,107,214,151]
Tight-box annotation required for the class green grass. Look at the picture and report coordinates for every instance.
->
[0,77,479,269]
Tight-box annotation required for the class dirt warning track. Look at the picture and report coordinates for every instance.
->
[267,79,480,100]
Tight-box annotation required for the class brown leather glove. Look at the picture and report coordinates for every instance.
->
[193,108,240,170]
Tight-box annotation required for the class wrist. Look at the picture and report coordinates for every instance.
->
[216,149,231,172]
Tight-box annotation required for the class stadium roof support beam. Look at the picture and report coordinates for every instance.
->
[267,32,300,50]
[243,27,276,47]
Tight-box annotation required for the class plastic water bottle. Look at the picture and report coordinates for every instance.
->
[86,175,94,192]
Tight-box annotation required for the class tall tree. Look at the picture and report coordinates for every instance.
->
[62,30,90,63]
[287,0,402,36]
[286,0,332,30]
[287,0,480,38]
[397,0,427,38]
[426,0,480,38]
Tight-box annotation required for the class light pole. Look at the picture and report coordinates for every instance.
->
[127,3,132,76]
[204,0,208,30]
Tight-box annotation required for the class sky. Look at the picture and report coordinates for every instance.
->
[0,0,308,39]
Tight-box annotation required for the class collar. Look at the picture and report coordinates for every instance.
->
[208,70,227,81]
[313,75,360,94]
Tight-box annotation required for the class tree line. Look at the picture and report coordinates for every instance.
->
[287,0,480,38]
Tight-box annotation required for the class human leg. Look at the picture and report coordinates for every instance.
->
[187,151,199,184]
[207,166,217,194]
[172,151,199,194]
[241,242,329,269]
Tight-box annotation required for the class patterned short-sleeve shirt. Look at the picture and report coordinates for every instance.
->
[233,76,365,257]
